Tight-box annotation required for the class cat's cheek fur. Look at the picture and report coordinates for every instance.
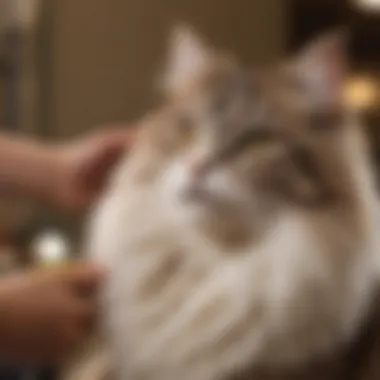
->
[160,161,192,203]
[159,161,246,216]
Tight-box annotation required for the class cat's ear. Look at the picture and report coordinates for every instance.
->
[162,24,213,94]
[293,30,348,109]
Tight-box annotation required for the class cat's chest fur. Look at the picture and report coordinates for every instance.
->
[87,176,379,380]
[65,25,380,380]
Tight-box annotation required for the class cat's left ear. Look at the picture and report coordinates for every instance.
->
[293,30,348,109]
[161,24,214,95]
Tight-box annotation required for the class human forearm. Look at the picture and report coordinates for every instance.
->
[0,127,135,211]
[0,134,64,204]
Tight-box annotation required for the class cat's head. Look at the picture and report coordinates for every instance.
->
[142,25,356,248]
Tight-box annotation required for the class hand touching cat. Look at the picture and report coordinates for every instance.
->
[53,127,137,211]
[0,264,104,365]
[0,125,137,212]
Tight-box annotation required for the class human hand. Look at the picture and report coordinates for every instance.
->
[52,127,136,211]
[0,263,104,365]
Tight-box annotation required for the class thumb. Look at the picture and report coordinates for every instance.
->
[80,130,136,196]
[64,262,106,296]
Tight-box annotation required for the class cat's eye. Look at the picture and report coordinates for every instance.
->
[218,128,276,161]
[309,110,342,131]
[177,114,195,141]
[286,77,307,93]
[246,139,277,155]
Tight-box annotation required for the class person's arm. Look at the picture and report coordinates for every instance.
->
[0,135,65,206]
[0,128,135,211]
[0,264,104,365]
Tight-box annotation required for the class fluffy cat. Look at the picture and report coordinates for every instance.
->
[65,26,380,380]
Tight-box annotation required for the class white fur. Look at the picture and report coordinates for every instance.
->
[162,25,213,94]
[160,160,249,219]
[83,27,380,377]
[86,122,380,380]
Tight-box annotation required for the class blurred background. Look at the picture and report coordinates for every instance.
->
[0,0,378,378]
[0,0,379,276]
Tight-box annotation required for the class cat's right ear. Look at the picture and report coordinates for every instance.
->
[292,30,348,110]
[161,24,213,95]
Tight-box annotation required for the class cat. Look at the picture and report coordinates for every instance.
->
[63,26,380,380]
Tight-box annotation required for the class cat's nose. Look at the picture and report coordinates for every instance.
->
[189,160,208,179]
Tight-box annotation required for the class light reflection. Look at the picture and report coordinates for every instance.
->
[354,0,380,11]
[344,76,378,111]
[31,230,70,265]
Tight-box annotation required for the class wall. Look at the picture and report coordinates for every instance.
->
[46,0,286,138]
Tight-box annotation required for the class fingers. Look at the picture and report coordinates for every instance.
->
[0,264,105,366]
[32,263,106,294]
[79,129,136,197]
[70,297,99,333]
[105,127,138,146]
[64,262,106,292]
[59,125,139,211]
[92,125,138,155]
